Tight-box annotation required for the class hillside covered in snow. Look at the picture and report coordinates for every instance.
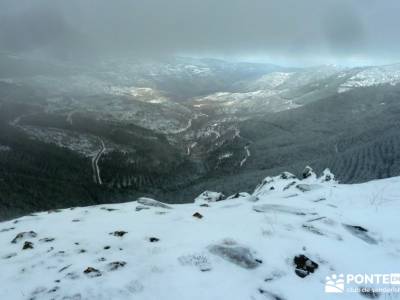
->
[1,168,399,300]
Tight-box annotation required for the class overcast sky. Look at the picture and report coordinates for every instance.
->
[0,0,399,66]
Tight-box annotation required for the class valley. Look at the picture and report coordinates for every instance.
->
[1,54,400,220]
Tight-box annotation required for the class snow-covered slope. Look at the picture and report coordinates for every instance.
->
[1,169,400,300]
[338,64,400,93]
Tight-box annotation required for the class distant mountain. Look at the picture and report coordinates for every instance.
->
[1,55,400,219]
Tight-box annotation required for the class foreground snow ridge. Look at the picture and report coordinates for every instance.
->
[1,168,400,300]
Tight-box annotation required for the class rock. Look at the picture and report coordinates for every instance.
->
[2,253,17,259]
[110,231,128,237]
[302,166,315,179]
[193,212,203,219]
[48,286,60,293]
[149,237,160,243]
[258,289,286,300]
[55,250,67,257]
[104,246,111,250]
[0,227,15,233]
[199,203,210,207]
[283,181,297,191]
[58,265,72,273]
[293,255,318,278]
[227,192,250,200]
[306,216,326,222]
[303,223,342,240]
[254,177,274,193]
[253,204,309,216]
[280,172,296,180]
[194,191,225,203]
[294,268,308,278]
[137,197,172,209]
[302,224,324,235]
[247,195,259,202]
[135,205,151,211]
[83,267,102,278]
[31,287,47,297]
[22,241,34,250]
[39,237,55,243]
[296,184,321,192]
[320,168,335,182]
[264,271,285,282]
[313,198,326,202]
[11,231,37,244]
[100,207,118,212]
[208,243,261,269]
[107,261,127,271]
[343,224,378,245]
[66,272,80,280]
[178,254,212,272]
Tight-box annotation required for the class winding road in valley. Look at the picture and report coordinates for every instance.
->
[92,139,106,185]
[240,145,251,167]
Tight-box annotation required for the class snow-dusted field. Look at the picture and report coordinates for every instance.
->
[0,169,400,300]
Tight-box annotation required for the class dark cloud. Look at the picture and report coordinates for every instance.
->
[0,0,398,64]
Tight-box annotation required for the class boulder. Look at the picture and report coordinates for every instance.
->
[302,166,315,179]
[192,212,203,219]
[11,231,37,244]
[296,184,321,192]
[226,192,250,200]
[107,261,127,271]
[280,171,296,180]
[293,255,318,278]
[343,224,378,245]
[194,191,226,203]
[253,204,309,216]
[135,205,151,211]
[209,242,261,269]
[137,197,172,209]
[22,241,34,250]
[83,267,102,278]
[110,231,128,237]
[254,177,274,193]
[320,169,335,182]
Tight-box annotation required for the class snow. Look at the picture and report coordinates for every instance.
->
[218,152,233,160]
[250,72,293,89]
[194,191,226,204]
[338,64,400,93]
[18,126,101,157]
[1,170,400,300]
[109,87,167,104]
[0,145,11,152]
